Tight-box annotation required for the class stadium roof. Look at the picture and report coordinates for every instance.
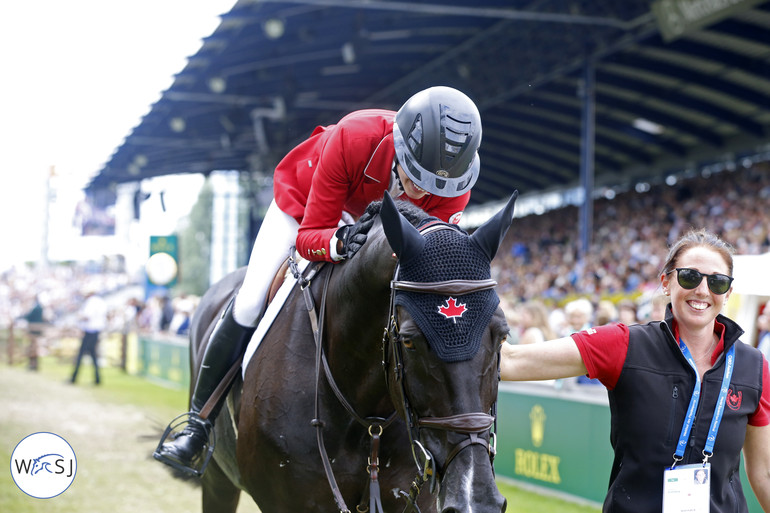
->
[86,0,770,208]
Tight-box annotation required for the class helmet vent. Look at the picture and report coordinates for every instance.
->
[406,114,423,161]
[440,107,473,169]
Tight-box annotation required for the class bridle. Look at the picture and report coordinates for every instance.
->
[385,275,500,473]
[290,224,500,513]
[383,226,500,510]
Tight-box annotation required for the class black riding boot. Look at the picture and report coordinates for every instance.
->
[154,298,255,475]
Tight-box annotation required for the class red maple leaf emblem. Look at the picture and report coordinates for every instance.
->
[438,297,467,323]
[727,389,742,410]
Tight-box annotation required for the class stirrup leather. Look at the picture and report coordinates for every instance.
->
[153,412,216,477]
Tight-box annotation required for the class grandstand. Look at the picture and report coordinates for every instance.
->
[493,160,770,305]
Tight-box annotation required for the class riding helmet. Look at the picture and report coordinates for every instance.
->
[393,86,482,198]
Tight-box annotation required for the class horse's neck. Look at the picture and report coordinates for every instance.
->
[324,239,395,413]
[328,253,393,348]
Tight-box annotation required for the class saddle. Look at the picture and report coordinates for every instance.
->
[198,255,303,421]
[266,258,291,306]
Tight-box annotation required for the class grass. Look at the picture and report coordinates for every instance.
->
[35,353,190,420]
[1,356,209,513]
[2,353,600,513]
[499,480,601,513]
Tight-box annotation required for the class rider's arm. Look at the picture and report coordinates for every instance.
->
[295,118,386,262]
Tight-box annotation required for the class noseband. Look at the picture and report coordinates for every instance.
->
[385,263,499,504]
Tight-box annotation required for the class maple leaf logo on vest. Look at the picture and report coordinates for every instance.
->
[438,297,467,323]
[726,389,742,410]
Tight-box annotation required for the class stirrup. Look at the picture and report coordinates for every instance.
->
[153,412,216,477]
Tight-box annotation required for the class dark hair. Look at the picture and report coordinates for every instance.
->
[661,228,735,276]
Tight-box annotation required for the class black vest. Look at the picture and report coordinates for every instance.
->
[603,312,764,513]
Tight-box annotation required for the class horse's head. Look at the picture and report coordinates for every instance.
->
[379,191,518,513]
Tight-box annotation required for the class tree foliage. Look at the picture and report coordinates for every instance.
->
[174,180,213,296]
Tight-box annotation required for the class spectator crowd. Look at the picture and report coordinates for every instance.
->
[0,258,198,373]
[494,161,770,344]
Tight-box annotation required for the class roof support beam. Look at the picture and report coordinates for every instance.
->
[579,60,595,263]
[490,106,654,165]
[544,83,725,147]
[257,0,632,28]
[599,72,766,136]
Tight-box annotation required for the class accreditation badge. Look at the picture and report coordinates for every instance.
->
[663,463,710,513]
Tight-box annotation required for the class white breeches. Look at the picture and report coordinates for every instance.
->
[232,200,299,327]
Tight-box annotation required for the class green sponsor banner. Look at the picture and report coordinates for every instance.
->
[138,336,190,387]
[147,235,179,291]
[496,384,612,503]
[652,0,765,42]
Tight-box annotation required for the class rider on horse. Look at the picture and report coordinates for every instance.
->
[154,86,484,475]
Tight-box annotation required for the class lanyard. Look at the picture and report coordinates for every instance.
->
[671,340,735,468]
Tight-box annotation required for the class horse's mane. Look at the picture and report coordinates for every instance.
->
[361,199,431,228]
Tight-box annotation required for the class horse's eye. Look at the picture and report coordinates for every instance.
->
[402,338,415,349]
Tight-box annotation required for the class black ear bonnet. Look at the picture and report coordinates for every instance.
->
[393,219,499,362]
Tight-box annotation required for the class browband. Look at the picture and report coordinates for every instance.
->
[391,278,497,295]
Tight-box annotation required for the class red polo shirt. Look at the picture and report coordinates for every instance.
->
[573,321,770,426]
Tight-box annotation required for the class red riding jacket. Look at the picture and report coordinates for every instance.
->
[273,109,470,262]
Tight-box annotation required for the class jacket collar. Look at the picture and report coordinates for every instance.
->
[362,133,395,183]
[662,305,745,352]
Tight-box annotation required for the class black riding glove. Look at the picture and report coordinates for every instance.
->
[335,213,375,260]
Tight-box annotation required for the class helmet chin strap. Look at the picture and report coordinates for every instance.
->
[390,158,405,197]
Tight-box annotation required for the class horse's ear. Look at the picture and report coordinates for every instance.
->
[381,192,425,262]
[469,190,519,261]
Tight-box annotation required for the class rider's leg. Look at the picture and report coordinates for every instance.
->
[231,200,300,327]
[154,296,254,470]
[155,201,299,474]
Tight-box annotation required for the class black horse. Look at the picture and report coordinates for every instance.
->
[186,191,517,513]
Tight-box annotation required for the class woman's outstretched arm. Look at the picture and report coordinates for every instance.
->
[500,336,587,382]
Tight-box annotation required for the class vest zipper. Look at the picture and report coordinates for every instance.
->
[667,384,679,443]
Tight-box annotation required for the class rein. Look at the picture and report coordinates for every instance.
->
[290,255,396,513]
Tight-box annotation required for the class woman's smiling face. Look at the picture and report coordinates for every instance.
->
[661,245,733,329]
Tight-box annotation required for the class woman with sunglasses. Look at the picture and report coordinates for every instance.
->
[501,228,770,513]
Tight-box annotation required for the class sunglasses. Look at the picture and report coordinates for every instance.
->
[667,267,734,295]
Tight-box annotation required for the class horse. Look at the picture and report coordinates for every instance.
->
[186,191,518,513]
